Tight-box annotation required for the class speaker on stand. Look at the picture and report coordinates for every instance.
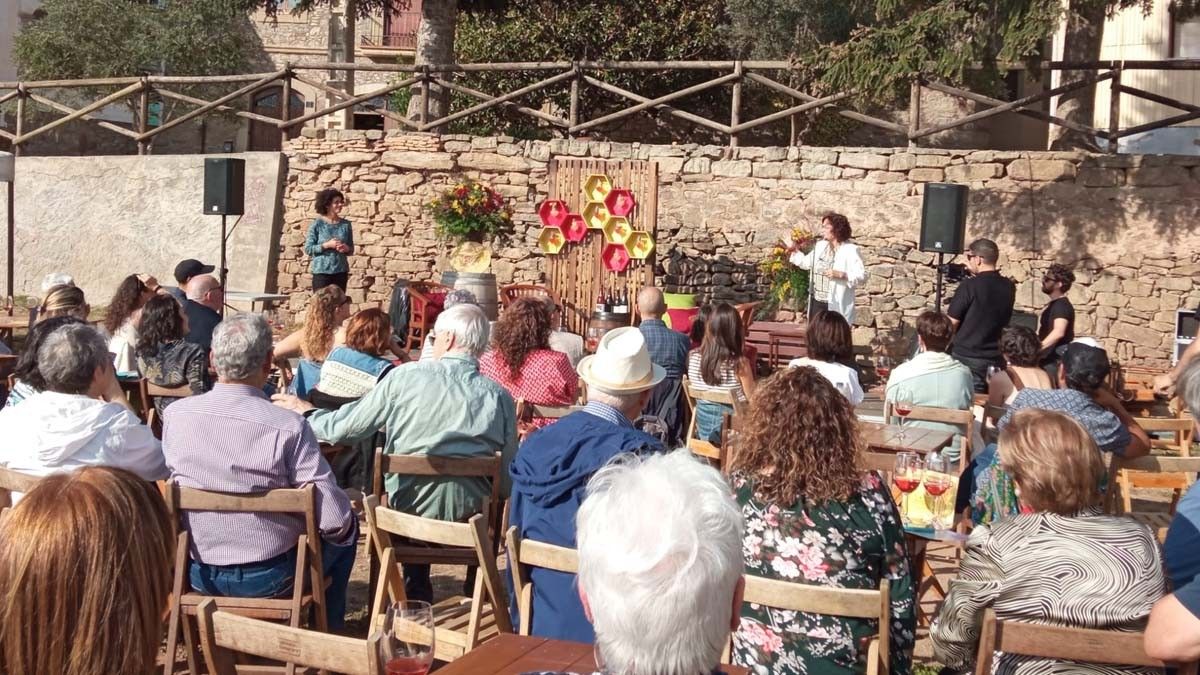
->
[203,158,246,318]
[919,182,969,309]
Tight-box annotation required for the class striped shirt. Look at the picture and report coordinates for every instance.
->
[687,350,747,402]
[162,383,355,566]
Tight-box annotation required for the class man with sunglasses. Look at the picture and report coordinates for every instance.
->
[947,238,1015,393]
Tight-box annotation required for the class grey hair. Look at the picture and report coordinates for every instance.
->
[1179,358,1200,422]
[577,450,744,675]
[211,313,272,381]
[38,323,111,395]
[433,303,490,357]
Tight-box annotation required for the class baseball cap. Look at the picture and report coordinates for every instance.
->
[1062,341,1110,391]
[174,259,215,283]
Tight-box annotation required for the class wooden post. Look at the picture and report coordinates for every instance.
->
[1108,68,1122,153]
[729,60,743,148]
[909,75,922,147]
[568,63,580,138]
[419,65,430,128]
[342,0,357,130]
[280,68,293,148]
[137,78,150,155]
[12,87,24,158]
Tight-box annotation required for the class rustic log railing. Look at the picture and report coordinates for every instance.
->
[3,59,1200,154]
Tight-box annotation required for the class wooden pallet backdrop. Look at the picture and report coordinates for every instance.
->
[546,159,658,336]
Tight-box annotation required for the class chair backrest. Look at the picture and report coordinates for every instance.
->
[1135,414,1195,456]
[196,599,382,675]
[0,466,40,509]
[516,400,584,421]
[733,302,761,332]
[138,378,196,432]
[405,282,453,351]
[500,284,557,309]
[1107,455,1200,514]
[504,526,580,636]
[973,608,1194,675]
[883,402,974,466]
[370,451,502,531]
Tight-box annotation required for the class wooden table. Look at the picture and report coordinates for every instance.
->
[860,421,954,455]
[0,315,29,343]
[434,634,750,675]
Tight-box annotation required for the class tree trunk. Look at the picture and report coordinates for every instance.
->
[406,0,458,126]
[343,0,357,130]
[1048,0,1106,150]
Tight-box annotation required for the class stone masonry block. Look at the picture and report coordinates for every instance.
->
[944,163,1003,182]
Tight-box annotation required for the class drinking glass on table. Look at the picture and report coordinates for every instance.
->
[923,452,953,530]
[892,388,914,443]
[875,355,894,382]
[379,601,435,675]
[893,452,923,526]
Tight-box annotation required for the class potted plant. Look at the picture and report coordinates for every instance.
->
[427,180,514,244]
[759,227,815,319]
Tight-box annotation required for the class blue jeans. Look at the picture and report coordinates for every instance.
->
[695,400,733,445]
[189,534,357,630]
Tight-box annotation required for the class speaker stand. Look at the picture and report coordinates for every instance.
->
[934,252,946,310]
[219,214,228,319]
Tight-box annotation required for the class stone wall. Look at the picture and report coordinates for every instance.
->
[279,130,1200,368]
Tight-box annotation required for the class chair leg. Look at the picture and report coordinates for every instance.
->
[163,607,181,675]
[181,613,202,675]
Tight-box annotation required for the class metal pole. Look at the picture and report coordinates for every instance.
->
[5,180,13,299]
[934,252,946,310]
[220,214,227,319]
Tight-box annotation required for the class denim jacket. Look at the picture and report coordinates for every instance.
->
[304,217,354,274]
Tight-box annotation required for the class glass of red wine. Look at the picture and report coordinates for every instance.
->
[893,452,923,526]
[892,388,914,443]
[876,355,894,383]
[379,600,435,675]
[923,452,952,530]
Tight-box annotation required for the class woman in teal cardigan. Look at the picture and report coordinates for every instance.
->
[305,188,354,291]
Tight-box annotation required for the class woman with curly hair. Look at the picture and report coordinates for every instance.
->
[479,296,577,429]
[315,308,396,400]
[273,286,353,398]
[304,188,354,291]
[104,274,157,374]
[135,294,210,418]
[729,366,915,675]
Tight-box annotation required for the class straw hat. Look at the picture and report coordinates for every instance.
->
[576,327,666,395]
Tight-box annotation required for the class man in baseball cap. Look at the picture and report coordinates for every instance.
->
[506,327,666,642]
[166,259,216,302]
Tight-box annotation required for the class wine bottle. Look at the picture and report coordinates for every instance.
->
[615,288,628,314]
[595,288,605,314]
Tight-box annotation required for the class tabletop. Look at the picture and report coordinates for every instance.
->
[433,635,750,675]
[860,421,955,455]
[0,315,29,330]
[224,291,290,303]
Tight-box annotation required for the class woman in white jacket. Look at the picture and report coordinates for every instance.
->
[787,212,867,323]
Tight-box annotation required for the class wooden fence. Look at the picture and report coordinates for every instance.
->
[3,59,1200,154]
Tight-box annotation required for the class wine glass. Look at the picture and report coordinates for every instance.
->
[379,601,435,675]
[893,452,923,526]
[875,355,894,383]
[892,388,914,443]
[923,452,953,530]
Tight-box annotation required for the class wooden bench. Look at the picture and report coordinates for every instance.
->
[745,320,807,372]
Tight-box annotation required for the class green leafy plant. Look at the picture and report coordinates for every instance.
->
[758,228,814,317]
[426,180,515,243]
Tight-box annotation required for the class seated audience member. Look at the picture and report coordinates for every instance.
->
[687,302,754,444]
[0,466,174,675]
[730,366,915,674]
[274,304,516,605]
[689,303,712,348]
[985,325,1055,422]
[167,258,215,302]
[163,313,357,629]
[933,409,1164,674]
[553,450,745,675]
[790,310,864,406]
[637,286,692,445]
[418,288,477,361]
[480,296,577,429]
[104,273,157,374]
[4,316,86,407]
[0,323,164,480]
[136,294,211,418]
[182,274,223,353]
[543,296,584,368]
[40,271,74,293]
[885,311,972,462]
[508,327,666,642]
[38,283,90,322]
[274,285,353,397]
[1146,358,1200,662]
[314,307,396,400]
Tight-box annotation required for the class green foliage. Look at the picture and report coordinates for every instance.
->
[14,0,253,79]
[426,180,515,243]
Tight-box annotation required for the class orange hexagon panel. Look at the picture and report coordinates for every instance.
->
[602,216,632,245]
[604,189,636,217]
[625,231,655,259]
[582,201,611,229]
[537,200,570,229]
[601,243,631,272]
[537,226,567,255]
[562,214,588,243]
[582,174,614,203]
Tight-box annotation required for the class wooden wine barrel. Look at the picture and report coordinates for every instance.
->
[441,271,499,320]
[585,311,631,353]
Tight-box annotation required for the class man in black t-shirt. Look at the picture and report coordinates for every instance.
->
[1038,262,1076,380]
[947,238,1016,393]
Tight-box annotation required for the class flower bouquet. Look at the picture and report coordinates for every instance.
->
[759,227,815,315]
[426,180,515,244]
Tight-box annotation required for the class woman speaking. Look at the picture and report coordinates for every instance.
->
[304,188,354,291]
[786,212,867,323]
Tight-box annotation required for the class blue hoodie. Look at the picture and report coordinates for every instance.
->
[507,409,664,642]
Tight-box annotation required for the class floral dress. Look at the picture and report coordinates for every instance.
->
[732,472,916,675]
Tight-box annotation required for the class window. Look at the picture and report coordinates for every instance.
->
[1171,12,1200,57]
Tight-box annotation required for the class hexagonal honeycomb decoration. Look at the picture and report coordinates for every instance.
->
[602,216,632,245]
[625,231,655,259]
[562,214,588,243]
[537,200,570,229]
[601,242,631,272]
[537,226,567,255]
[581,201,611,229]
[582,174,614,203]
[604,189,636,218]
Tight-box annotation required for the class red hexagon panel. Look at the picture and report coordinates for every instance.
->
[538,200,570,229]
[601,243,631,272]
[604,189,636,218]
[562,214,588,243]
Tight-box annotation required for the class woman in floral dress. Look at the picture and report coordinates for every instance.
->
[729,365,916,675]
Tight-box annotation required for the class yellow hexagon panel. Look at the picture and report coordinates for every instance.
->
[625,231,655,259]
[602,216,632,244]
[582,201,610,229]
[582,174,614,203]
[537,226,567,255]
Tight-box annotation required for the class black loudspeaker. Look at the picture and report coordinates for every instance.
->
[203,158,245,215]
[919,182,968,253]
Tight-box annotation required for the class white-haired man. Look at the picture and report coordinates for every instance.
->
[1146,357,1200,661]
[508,327,666,642]
[530,450,745,675]
[274,303,518,603]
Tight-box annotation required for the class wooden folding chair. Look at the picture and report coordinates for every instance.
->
[0,465,39,510]
[364,497,512,662]
[1135,414,1195,457]
[504,527,580,636]
[1107,455,1200,541]
[682,376,747,472]
[406,281,452,351]
[973,608,1197,674]
[499,284,558,310]
[197,598,383,675]
[163,484,328,675]
[884,401,974,469]
[139,379,195,437]
[514,399,584,442]
[730,575,891,675]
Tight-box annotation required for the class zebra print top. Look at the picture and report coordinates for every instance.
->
[931,509,1166,675]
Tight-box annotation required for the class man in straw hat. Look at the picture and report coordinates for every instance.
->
[507,326,666,643]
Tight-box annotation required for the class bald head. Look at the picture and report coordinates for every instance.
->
[637,286,666,319]
[186,275,223,311]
